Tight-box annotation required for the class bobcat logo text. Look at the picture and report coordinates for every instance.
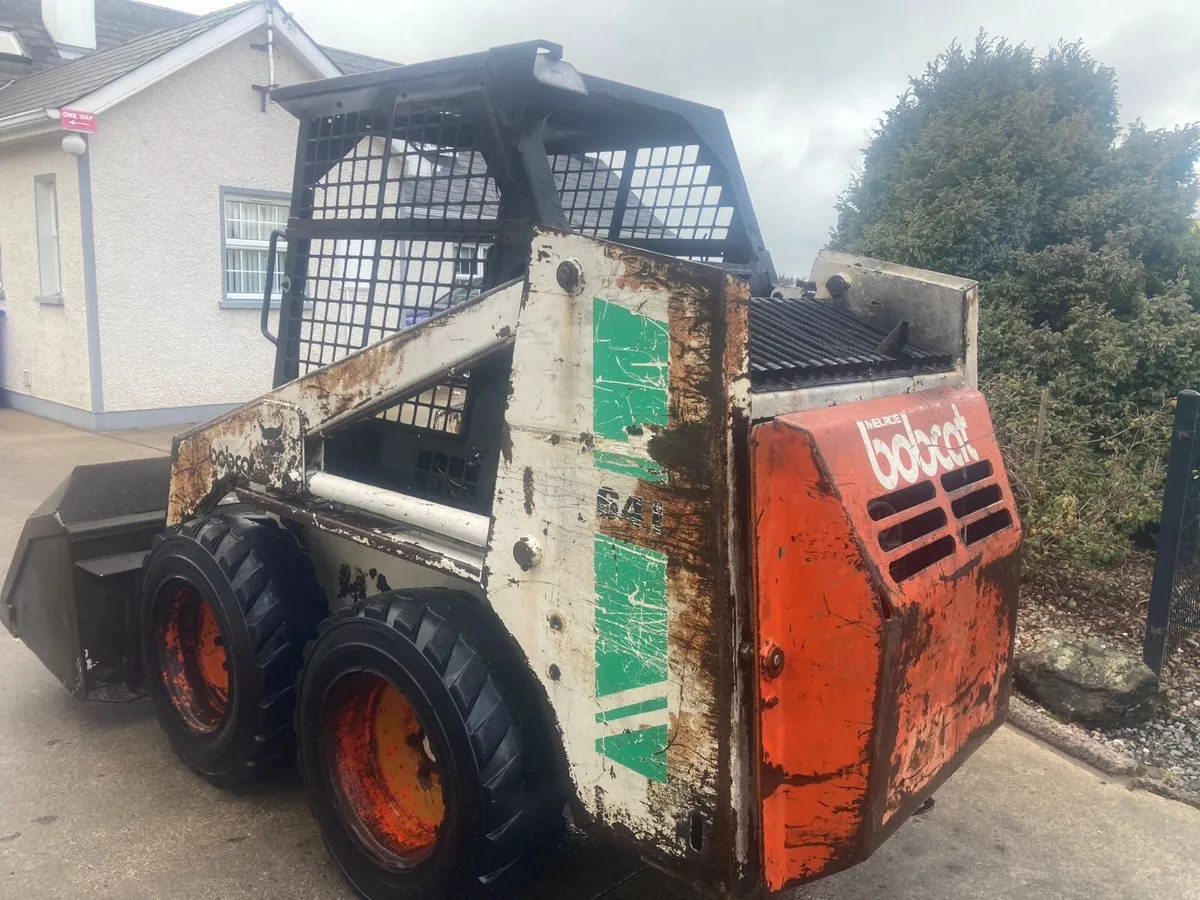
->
[857,403,980,490]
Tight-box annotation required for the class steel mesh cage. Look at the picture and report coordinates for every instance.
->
[280,97,503,438]
[270,41,783,484]
[273,43,779,393]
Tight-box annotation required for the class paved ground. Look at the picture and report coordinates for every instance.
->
[2,407,1200,899]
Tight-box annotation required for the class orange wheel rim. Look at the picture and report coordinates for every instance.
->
[155,584,229,733]
[325,673,445,869]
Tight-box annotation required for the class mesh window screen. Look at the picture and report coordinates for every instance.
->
[621,145,734,240]
[413,448,482,503]
[549,151,626,236]
[378,376,471,435]
[290,99,502,434]
[548,144,735,248]
[299,104,500,222]
[298,237,492,373]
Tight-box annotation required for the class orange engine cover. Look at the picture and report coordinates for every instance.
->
[751,385,1021,893]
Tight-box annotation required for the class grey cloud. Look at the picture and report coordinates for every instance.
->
[174,0,1200,275]
[1098,12,1200,129]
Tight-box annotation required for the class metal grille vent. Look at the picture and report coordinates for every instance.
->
[749,295,953,389]
[870,458,1014,584]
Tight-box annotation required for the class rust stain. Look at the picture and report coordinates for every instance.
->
[646,422,712,481]
[586,243,744,884]
[154,585,229,734]
[294,329,410,422]
[752,387,1021,890]
[500,422,514,466]
[324,673,445,863]
[522,467,535,515]
[166,401,299,525]
[720,275,751,387]
[237,488,483,583]
[752,423,879,888]
[166,433,215,525]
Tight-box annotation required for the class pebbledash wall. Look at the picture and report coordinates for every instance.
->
[0,135,93,413]
[1,28,320,430]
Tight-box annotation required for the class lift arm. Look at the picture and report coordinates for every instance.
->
[166,278,525,526]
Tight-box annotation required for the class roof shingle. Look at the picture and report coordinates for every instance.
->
[0,2,253,120]
[0,0,64,81]
[0,0,399,121]
[93,0,197,51]
[321,45,396,76]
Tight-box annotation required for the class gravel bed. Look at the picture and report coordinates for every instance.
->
[1016,560,1200,793]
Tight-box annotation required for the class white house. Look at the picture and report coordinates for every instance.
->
[0,0,395,430]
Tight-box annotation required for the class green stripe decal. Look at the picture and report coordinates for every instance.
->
[595,696,669,723]
[593,451,668,483]
[591,298,672,781]
[592,298,669,440]
[596,725,669,783]
[594,534,668,697]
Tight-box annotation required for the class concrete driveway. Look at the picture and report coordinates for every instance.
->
[2,407,1199,899]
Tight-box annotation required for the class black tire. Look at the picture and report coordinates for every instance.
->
[296,590,560,900]
[140,513,325,786]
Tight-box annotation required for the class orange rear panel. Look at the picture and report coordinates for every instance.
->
[752,386,1021,892]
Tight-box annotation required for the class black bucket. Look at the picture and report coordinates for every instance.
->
[1,456,171,700]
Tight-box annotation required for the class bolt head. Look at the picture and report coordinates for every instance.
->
[556,259,584,293]
[512,536,543,571]
[762,643,785,679]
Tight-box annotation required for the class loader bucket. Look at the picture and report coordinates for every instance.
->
[1,456,170,700]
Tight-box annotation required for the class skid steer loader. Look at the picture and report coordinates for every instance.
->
[1,41,1021,899]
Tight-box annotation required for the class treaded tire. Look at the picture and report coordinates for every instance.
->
[140,513,325,786]
[296,590,560,900]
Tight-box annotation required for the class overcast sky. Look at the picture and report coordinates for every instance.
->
[174,0,1200,275]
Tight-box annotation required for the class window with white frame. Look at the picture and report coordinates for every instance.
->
[223,192,289,302]
[454,244,487,282]
[0,28,28,58]
[35,175,61,299]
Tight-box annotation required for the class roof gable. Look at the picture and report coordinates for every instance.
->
[0,0,398,131]
[0,2,255,120]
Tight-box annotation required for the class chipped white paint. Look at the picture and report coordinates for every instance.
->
[164,233,740,869]
[723,314,756,874]
[485,231,731,862]
[301,527,484,613]
[237,487,488,584]
[750,369,969,421]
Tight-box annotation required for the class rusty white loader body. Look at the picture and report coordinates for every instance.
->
[2,40,1020,900]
